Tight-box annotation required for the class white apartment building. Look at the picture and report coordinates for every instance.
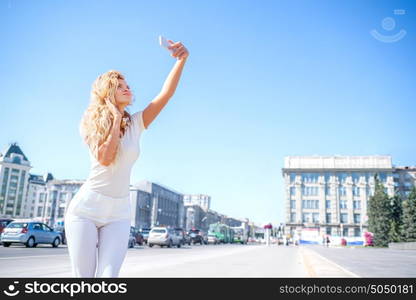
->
[282,155,395,238]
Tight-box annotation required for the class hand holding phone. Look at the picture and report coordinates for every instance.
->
[159,35,175,53]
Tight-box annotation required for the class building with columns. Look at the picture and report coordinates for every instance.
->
[282,155,395,238]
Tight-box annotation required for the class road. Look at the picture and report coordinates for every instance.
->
[0,243,308,277]
[303,245,416,277]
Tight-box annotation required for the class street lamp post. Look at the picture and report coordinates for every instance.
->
[201,216,207,231]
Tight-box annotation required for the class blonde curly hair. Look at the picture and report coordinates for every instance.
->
[79,70,133,165]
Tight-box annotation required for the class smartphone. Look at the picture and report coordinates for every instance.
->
[159,35,175,52]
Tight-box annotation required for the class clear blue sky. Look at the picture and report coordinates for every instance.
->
[1,0,415,225]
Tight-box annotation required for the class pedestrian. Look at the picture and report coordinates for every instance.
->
[326,236,331,247]
[64,39,189,277]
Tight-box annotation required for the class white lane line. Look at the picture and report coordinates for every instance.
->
[306,248,360,278]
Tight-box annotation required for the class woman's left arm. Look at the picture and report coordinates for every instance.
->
[142,40,189,130]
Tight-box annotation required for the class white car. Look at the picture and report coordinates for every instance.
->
[207,234,220,244]
[148,227,182,248]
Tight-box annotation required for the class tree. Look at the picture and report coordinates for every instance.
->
[389,194,403,243]
[367,174,391,247]
[402,186,416,242]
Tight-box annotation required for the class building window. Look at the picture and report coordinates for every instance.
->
[325,213,332,224]
[354,228,361,237]
[290,187,296,196]
[302,173,319,183]
[343,227,349,237]
[354,214,361,224]
[290,173,296,183]
[324,173,331,183]
[302,213,311,223]
[378,172,387,183]
[337,173,347,184]
[302,200,319,209]
[338,186,346,196]
[326,227,331,235]
[37,207,43,217]
[302,186,319,196]
[290,213,296,223]
[340,213,348,224]
[325,200,331,209]
[353,201,361,210]
[290,200,296,209]
[367,187,373,196]
[325,186,331,196]
[353,186,360,197]
[312,213,319,223]
[339,200,347,209]
[352,173,361,184]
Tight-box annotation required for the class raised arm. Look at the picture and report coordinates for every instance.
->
[142,40,189,130]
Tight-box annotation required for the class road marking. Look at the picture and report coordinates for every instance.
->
[304,247,360,278]
[299,248,317,277]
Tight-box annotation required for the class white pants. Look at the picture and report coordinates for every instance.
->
[64,211,130,278]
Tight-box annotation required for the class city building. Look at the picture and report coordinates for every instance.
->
[393,166,416,199]
[1,142,255,232]
[183,194,211,210]
[131,180,184,229]
[129,185,152,229]
[42,179,84,227]
[282,155,396,238]
[24,173,54,219]
[0,143,32,218]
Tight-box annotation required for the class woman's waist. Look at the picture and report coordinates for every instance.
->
[81,181,130,200]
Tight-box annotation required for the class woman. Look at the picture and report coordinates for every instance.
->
[64,39,189,277]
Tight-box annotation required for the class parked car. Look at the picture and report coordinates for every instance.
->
[130,227,144,245]
[1,221,61,248]
[207,233,220,245]
[0,218,14,244]
[140,228,151,245]
[53,224,66,245]
[128,230,136,248]
[174,228,189,246]
[188,228,204,245]
[148,227,182,248]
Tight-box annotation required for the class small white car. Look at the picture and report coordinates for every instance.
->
[148,227,182,248]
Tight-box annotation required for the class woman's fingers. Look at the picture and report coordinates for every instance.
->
[176,49,185,57]
[169,41,183,49]
[166,40,188,59]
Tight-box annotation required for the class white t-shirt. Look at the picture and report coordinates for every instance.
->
[84,110,147,198]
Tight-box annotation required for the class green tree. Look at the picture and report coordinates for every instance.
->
[367,174,391,247]
[402,186,416,242]
[389,194,403,243]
